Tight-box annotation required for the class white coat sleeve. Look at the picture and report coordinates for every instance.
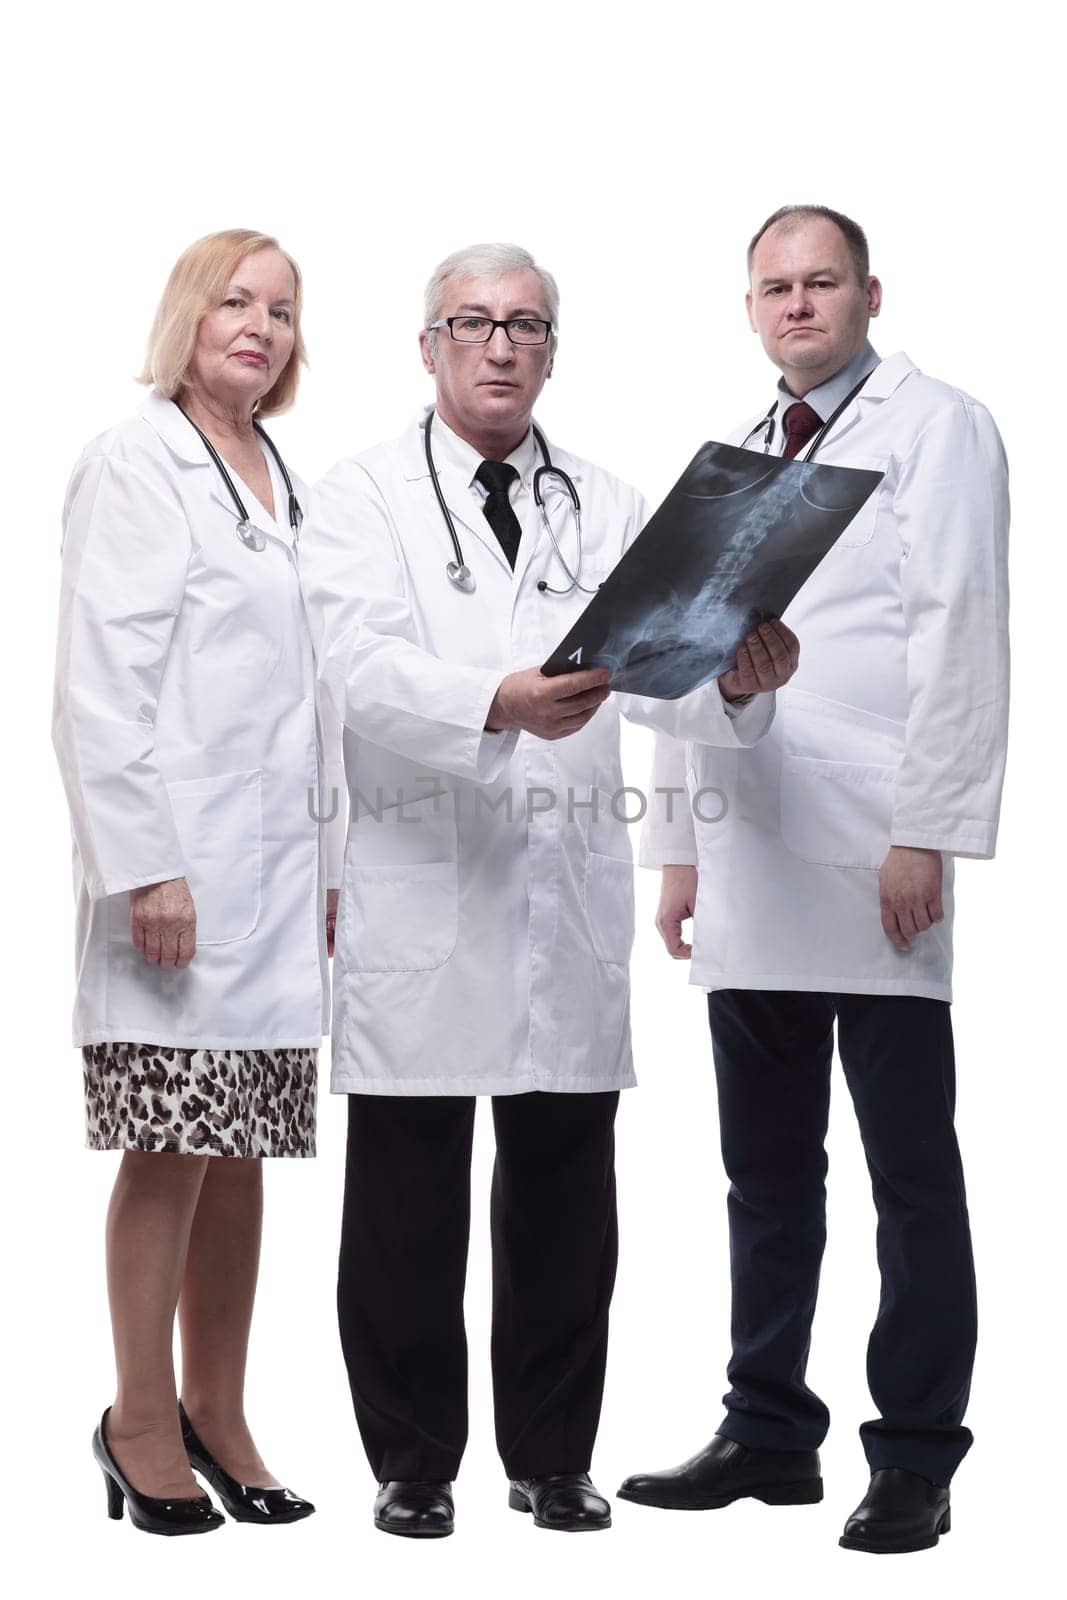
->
[638,731,699,867]
[890,399,1010,858]
[51,454,191,899]
[315,676,347,888]
[611,486,778,748]
[620,681,776,746]
[300,459,518,784]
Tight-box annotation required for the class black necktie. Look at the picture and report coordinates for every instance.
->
[475,459,522,569]
[782,401,822,460]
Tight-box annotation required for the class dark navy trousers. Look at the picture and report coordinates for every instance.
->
[708,989,976,1486]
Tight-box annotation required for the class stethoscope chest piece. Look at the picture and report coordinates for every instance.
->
[235,518,268,553]
[447,560,476,593]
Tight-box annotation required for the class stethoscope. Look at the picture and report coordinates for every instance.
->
[424,407,596,595]
[739,369,876,462]
[174,401,302,552]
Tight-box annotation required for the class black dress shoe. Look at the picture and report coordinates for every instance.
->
[618,1435,823,1510]
[508,1473,611,1531]
[839,1467,951,1554]
[93,1408,224,1536]
[179,1403,315,1525]
[373,1480,454,1538]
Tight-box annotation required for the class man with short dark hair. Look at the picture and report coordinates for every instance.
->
[618,206,1010,1555]
[748,202,871,281]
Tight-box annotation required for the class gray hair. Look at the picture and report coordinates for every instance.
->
[423,242,560,353]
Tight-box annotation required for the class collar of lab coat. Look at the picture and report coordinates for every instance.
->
[431,408,540,491]
[737,351,919,454]
[140,390,215,463]
[777,340,881,423]
[808,350,917,451]
[855,350,916,399]
[399,405,585,574]
[138,389,304,547]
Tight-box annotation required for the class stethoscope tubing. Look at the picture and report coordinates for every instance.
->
[423,408,593,595]
[739,369,876,462]
[173,400,302,549]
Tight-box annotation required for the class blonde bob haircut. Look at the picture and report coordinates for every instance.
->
[138,229,307,416]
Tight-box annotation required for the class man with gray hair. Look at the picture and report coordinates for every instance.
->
[300,242,798,1538]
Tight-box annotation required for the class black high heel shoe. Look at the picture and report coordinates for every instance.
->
[93,1408,224,1536]
[179,1403,315,1524]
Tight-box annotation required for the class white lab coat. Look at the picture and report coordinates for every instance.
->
[300,409,774,1095]
[640,352,1010,1001]
[53,392,345,1048]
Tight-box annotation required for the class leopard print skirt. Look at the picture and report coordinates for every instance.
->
[82,1042,317,1158]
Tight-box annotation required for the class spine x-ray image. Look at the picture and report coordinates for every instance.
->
[543,442,883,699]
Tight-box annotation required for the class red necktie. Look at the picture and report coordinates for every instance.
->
[782,401,822,460]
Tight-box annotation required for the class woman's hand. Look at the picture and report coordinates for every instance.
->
[130,877,197,969]
[326,888,339,957]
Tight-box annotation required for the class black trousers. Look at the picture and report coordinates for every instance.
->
[708,990,976,1486]
[337,1090,619,1482]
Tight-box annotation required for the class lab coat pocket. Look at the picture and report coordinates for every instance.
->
[585,853,636,964]
[779,691,903,869]
[583,789,635,965]
[343,799,459,973]
[780,756,895,869]
[836,455,888,548]
[161,769,262,944]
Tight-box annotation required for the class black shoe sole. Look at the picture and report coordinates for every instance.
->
[509,1487,611,1530]
[374,1517,454,1538]
[616,1478,823,1512]
[839,1513,950,1555]
[123,1516,223,1536]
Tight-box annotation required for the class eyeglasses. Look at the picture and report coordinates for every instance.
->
[428,316,554,346]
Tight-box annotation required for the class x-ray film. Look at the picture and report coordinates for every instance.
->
[542,442,883,699]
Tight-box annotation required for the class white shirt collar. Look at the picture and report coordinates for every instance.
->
[776,340,880,424]
[431,411,540,493]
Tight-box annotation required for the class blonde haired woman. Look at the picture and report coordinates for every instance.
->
[53,230,342,1534]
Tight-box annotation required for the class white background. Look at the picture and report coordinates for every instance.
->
[4,2,1061,1596]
